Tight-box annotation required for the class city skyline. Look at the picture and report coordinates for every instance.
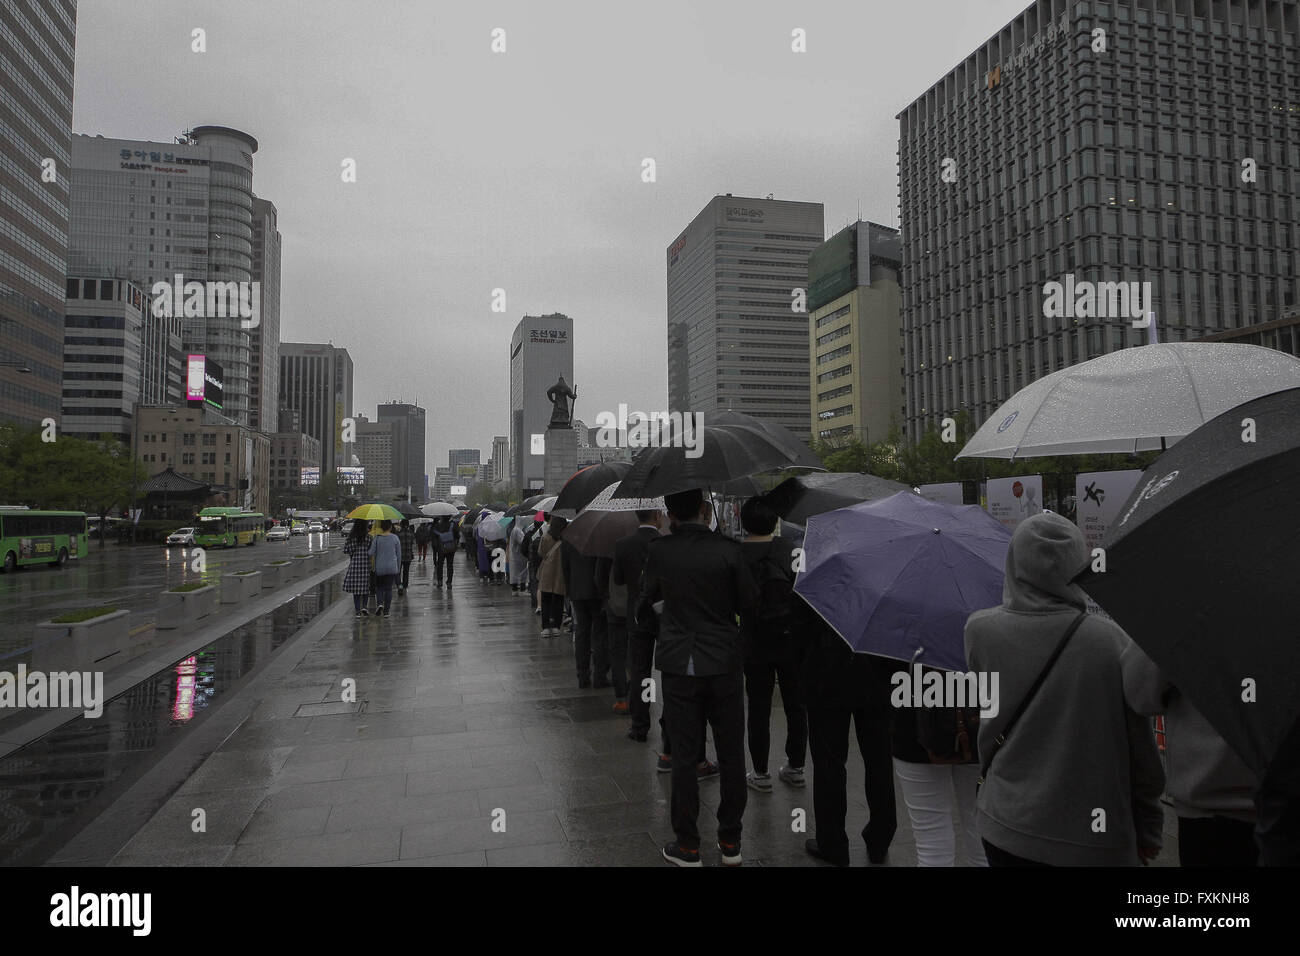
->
[67,0,1033,470]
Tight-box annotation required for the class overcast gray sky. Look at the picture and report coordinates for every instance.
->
[72,0,1030,474]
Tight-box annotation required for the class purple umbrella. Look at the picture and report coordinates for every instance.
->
[794,491,1012,672]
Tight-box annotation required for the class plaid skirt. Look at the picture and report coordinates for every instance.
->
[343,549,372,593]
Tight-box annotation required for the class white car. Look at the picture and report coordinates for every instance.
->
[266,526,290,541]
[166,527,196,546]
[290,523,307,535]
[308,522,324,533]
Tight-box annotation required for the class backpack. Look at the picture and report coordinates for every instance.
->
[751,544,796,633]
[437,529,457,554]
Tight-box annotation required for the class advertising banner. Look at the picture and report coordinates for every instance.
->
[917,482,964,506]
[986,475,1043,531]
[1074,470,1144,552]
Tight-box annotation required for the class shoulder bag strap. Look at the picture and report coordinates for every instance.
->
[978,610,1088,789]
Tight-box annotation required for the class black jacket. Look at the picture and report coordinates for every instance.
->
[636,522,758,677]
[739,537,797,661]
[611,526,659,627]
[794,596,895,713]
[561,540,600,602]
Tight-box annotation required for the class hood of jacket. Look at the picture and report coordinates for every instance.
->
[1002,511,1089,613]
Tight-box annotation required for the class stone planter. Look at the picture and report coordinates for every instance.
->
[261,562,287,588]
[156,585,217,631]
[293,554,317,576]
[221,570,262,604]
[33,609,131,672]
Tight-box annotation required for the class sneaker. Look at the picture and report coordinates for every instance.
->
[717,840,742,867]
[612,700,629,715]
[746,771,773,793]
[354,611,363,618]
[696,760,719,779]
[661,843,702,867]
[359,608,369,617]
[778,765,806,788]
[656,754,673,773]
[805,839,850,867]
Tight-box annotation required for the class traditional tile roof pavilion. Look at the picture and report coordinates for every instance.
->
[140,466,209,494]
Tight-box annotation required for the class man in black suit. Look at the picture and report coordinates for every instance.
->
[612,510,664,740]
[638,488,758,867]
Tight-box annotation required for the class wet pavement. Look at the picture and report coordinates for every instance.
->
[0,577,341,866]
[32,552,1180,867]
[0,532,337,659]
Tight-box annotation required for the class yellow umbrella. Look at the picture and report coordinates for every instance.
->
[346,503,404,522]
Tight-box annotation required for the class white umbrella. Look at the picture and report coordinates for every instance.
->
[421,501,460,517]
[476,511,507,542]
[562,483,664,556]
[957,342,1300,459]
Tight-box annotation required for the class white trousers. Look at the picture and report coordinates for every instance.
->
[893,758,988,867]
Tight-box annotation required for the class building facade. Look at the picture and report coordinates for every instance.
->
[807,221,905,446]
[509,314,574,490]
[249,197,281,432]
[377,400,426,499]
[897,0,1300,440]
[355,414,397,491]
[68,127,263,426]
[269,430,321,489]
[666,195,825,441]
[133,403,269,512]
[0,0,77,428]
[278,342,353,475]
[62,276,148,442]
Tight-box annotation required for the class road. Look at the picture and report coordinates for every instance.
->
[0,530,339,659]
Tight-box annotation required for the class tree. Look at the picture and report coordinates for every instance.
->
[464,481,495,509]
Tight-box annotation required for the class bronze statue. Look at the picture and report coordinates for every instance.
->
[546,376,576,428]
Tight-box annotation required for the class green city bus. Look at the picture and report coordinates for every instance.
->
[195,507,265,548]
[0,508,86,572]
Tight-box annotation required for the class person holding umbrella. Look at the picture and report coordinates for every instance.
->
[639,488,758,867]
[965,512,1165,866]
[537,515,567,638]
[369,519,402,616]
[343,519,373,617]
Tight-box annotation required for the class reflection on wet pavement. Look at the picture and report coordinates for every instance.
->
[0,577,340,866]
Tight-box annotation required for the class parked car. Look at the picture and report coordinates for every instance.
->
[290,523,307,536]
[166,527,196,546]
[266,525,290,541]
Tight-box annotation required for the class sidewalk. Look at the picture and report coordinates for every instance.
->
[85,556,1175,867]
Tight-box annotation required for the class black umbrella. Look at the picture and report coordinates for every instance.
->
[552,460,632,515]
[612,410,819,499]
[392,501,422,518]
[505,493,550,517]
[1079,386,1300,782]
[766,472,914,525]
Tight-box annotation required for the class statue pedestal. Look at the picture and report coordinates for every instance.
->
[543,425,578,495]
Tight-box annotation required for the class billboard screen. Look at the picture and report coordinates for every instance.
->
[186,354,205,401]
[449,484,467,497]
[336,466,365,484]
[185,354,225,409]
[300,466,320,485]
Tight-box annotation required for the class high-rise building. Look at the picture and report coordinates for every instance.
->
[356,418,396,491]
[666,195,825,441]
[249,198,281,432]
[508,314,574,491]
[430,466,453,500]
[449,448,481,471]
[61,277,149,443]
[278,342,353,475]
[0,0,77,428]
[807,222,905,446]
[68,126,261,425]
[898,0,1300,440]
[377,400,426,498]
[488,435,510,485]
[269,431,321,489]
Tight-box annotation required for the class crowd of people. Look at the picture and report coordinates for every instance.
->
[338,496,1260,869]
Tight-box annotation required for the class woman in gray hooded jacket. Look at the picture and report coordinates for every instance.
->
[964,511,1165,866]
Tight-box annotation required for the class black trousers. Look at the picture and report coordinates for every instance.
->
[1178,815,1258,867]
[806,705,896,858]
[540,591,564,630]
[744,655,808,774]
[606,616,629,699]
[983,839,1051,867]
[662,670,746,850]
[400,560,412,589]
[571,598,608,683]
[434,550,454,585]
[627,628,655,733]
